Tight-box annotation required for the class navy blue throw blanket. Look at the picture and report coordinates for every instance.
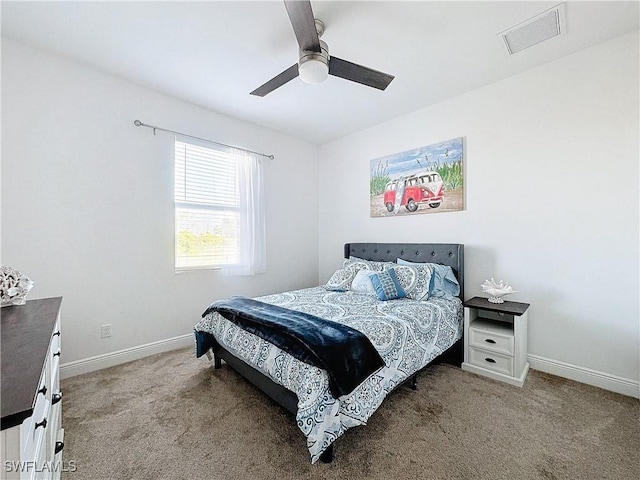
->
[201,296,385,397]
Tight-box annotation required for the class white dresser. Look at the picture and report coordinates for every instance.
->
[462,296,530,387]
[1,297,65,480]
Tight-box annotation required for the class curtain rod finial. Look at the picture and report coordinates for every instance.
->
[134,120,142,127]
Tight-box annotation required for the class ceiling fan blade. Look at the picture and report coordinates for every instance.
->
[250,64,299,97]
[329,56,395,91]
[283,0,320,53]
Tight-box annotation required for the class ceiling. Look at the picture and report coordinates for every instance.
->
[2,1,638,145]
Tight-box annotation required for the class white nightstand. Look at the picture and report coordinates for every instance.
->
[462,296,530,387]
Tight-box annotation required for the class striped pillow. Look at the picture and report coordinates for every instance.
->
[385,264,433,301]
[370,269,406,301]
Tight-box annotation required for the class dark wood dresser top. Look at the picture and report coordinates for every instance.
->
[1,297,62,429]
[464,296,530,316]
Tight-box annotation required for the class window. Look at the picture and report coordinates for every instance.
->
[174,139,240,269]
[174,138,267,274]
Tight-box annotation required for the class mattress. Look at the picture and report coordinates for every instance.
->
[195,286,463,463]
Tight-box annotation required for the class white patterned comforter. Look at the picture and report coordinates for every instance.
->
[195,286,463,463]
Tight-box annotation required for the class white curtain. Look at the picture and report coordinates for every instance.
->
[223,148,267,276]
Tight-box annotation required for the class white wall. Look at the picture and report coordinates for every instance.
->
[1,39,319,364]
[318,31,639,396]
[2,31,638,397]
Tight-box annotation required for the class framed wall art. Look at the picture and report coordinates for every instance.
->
[370,137,464,217]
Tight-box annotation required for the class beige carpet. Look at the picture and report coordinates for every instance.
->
[61,347,639,480]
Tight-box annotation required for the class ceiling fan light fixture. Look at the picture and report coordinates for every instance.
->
[298,38,329,84]
[299,57,329,84]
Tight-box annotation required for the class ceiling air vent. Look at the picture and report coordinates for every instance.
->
[498,3,566,55]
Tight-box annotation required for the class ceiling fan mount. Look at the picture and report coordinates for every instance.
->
[312,19,325,38]
[250,1,394,96]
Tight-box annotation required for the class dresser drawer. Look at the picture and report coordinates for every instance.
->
[50,321,62,386]
[21,391,50,473]
[469,324,514,356]
[468,346,514,377]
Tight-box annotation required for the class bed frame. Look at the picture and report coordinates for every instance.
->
[205,242,464,463]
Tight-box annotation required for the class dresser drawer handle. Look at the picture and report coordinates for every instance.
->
[484,358,497,364]
[53,331,61,337]
[35,418,47,430]
[484,339,496,344]
[53,351,61,358]
[38,385,48,396]
[55,441,64,454]
[52,392,63,405]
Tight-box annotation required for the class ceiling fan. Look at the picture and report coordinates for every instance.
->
[250,0,395,97]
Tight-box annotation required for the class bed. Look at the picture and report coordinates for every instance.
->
[194,242,464,463]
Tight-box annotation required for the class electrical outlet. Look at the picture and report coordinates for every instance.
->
[101,324,112,338]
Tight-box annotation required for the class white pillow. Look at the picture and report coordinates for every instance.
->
[350,269,378,294]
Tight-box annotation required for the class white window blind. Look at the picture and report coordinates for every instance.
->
[175,139,240,269]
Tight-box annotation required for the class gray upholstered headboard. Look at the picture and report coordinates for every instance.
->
[344,243,464,300]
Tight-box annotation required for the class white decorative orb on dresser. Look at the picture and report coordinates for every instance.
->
[1,297,65,479]
[462,296,530,387]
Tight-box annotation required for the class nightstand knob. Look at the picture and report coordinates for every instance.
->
[35,418,47,430]
[484,339,496,344]
[484,358,496,364]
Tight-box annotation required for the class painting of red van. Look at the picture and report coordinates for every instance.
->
[383,172,444,213]
[370,138,463,217]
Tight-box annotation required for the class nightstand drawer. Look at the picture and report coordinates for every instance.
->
[469,324,514,356]
[468,347,514,376]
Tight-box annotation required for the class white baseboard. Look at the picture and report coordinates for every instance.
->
[60,333,194,379]
[528,354,640,399]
